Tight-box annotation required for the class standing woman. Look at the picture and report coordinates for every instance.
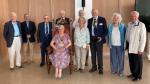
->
[74,17,90,72]
[50,25,71,78]
[108,13,126,76]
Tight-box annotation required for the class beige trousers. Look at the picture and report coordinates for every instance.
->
[23,40,34,62]
[8,37,21,68]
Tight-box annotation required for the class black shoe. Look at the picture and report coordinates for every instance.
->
[99,70,103,74]
[127,74,133,78]
[10,68,14,71]
[80,69,85,73]
[40,63,45,67]
[132,77,141,81]
[89,68,97,73]
[16,66,24,69]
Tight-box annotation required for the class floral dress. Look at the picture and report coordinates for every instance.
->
[50,34,70,69]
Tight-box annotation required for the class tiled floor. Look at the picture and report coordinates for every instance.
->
[0,47,150,84]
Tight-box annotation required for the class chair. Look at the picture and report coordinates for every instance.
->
[46,24,74,74]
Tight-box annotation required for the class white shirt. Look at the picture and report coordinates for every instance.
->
[112,26,121,46]
[92,16,98,36]
[126,21,146,54]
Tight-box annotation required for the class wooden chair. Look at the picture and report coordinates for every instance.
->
[46,24,74,74]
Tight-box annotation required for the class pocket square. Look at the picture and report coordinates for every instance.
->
[99,23,103,26]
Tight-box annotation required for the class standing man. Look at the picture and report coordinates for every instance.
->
[37,15,52,67]
[126,11,146,81]
[21,13,36,64]
[3,12,23,71]
[56,10,70,25]
[87,9,108,74]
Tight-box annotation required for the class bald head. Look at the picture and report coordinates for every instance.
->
[60,10,66,18]
[130,11,139,22]
[92,9,99,18]
[10,12,17,21]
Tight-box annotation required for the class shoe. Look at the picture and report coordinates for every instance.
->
[74,68,79,72]
[89,68,97,73]
[40,63,45,67]
[16,66,24,69]
[127,74,133,78]
[10,68,14,71]
[119,74,124,77]
[99,70,103,74]
[112,72,117,74]
[80,69,85,73]
[132,77,141,81]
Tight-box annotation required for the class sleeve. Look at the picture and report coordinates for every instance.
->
[37,24,41,43]
[86,28,90,44]
[3,22,8,41]
[138,24,147,52]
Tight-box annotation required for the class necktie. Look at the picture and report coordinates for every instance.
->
[93,18,98,36]
[46,24,49,35]
[26,21,29,29]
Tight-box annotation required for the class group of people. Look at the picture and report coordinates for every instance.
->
[3,8,149,81]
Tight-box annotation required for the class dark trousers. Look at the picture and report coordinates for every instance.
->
[90,41,103,71]
[40,38,51,65]
[128,53,143,78]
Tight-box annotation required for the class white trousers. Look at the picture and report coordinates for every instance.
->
[147,32,150,60]
[8,37,21,68]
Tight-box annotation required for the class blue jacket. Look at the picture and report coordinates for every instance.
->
[108,23,126,49]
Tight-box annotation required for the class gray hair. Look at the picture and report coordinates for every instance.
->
[112,13,122,23]
[131,11,139,17]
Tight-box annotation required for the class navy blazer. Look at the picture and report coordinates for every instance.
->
[37,22,52,43]
[87,16,108,43]
[3,21,22,47]
[21,21,36,43]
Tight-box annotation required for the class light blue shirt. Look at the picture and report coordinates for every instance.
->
[12,22,20,36]
[74,26,90,47]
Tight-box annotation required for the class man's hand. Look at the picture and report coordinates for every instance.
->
[138,51,143,56]
[27,35,31,38]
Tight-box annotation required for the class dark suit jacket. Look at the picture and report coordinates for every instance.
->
[55,17,70,25]
[37,22,52,43]
[21,21,36,43]
[87,16,108,43]
[3,21,22,47]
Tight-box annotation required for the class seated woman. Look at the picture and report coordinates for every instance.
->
[50,25,71,78]
[74,17,90,72]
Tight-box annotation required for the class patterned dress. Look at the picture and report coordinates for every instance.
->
[50,34,70,69]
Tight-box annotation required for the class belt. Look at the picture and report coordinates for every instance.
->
[14,35,21,37]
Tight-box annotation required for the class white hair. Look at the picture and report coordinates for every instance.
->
[131,11,140,17]
[112,13,122,23]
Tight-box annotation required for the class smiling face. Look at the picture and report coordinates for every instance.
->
[58,25,65,34]
[78,17,86,26]
[24,14,30,21]
[130,11,139,22]
[11,12,17,22]
[92,9,98,18]
[44,15,49,23]
[113,15,119,24]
